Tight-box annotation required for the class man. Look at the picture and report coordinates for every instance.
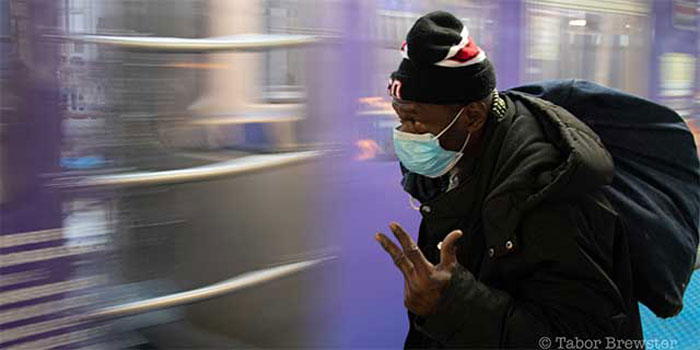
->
[374,11,643,349]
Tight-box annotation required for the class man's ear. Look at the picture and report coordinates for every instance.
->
[464,101,489,133]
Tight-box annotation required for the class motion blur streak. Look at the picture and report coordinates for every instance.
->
[0,0,698,349]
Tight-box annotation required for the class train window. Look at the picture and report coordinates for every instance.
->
[523,2,651,97]
[263,1,308,104]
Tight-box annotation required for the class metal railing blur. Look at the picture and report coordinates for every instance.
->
[69,34,319,51]
[528,0,650,15]
[88,256,335,320]
[70,151,321,188]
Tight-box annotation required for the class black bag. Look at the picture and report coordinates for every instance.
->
[510,80,700,318]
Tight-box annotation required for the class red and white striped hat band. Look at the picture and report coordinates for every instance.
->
[401,27,487,68]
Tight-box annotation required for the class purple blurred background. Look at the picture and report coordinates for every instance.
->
[1,0,698,348]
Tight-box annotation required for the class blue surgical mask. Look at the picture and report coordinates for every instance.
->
[393,107,470,178]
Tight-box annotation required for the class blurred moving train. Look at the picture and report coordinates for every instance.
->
[0,0,698,349]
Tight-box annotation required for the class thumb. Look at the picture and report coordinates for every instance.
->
[438,230,462,269]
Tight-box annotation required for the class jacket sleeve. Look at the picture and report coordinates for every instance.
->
[414,201,630,348]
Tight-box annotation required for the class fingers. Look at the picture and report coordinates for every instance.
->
[390,222,431,275]
[375,233,412,278]
[438,230,463,270]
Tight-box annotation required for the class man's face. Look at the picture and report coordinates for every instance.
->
[392,98,467,152]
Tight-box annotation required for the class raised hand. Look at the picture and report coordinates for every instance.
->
[375,222,463,316]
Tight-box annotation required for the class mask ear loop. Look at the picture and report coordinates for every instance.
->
[433,107,466,140]
[409,196,421,211]
[457,131,471,153]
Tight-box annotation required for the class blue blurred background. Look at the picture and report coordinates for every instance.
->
[0,0,698,349]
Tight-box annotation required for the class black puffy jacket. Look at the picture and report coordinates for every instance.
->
[402,92,644,349]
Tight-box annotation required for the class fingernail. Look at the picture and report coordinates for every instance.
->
[374,233,382,242]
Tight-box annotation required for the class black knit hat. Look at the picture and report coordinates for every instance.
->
[388,11,496,105]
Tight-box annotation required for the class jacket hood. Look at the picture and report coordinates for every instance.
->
[481,92,614,258]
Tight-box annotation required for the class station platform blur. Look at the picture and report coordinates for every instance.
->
[640,272,700,349]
